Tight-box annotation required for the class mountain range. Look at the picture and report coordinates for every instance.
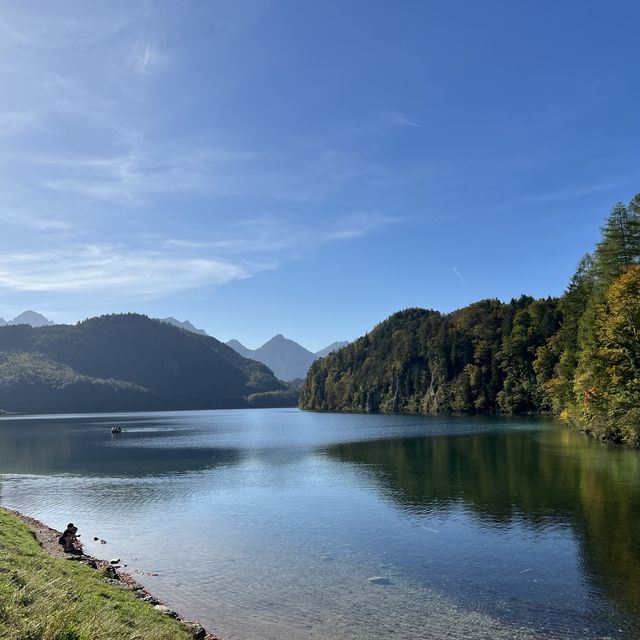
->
[0,310,348,385]
[226,336,348,381]
[0,314,291,414]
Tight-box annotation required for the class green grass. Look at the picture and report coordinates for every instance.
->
[0,509,193,640]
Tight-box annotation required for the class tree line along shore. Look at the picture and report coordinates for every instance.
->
[300,193,640,447]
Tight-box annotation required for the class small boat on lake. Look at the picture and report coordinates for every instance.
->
[111,426,122,434]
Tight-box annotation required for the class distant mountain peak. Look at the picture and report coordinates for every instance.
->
[266,333,293,344]
[227,334,315,381]
[7,310,54,327]
[225,339,254,359]
[315,341,349,358]
[226,334,348,380]
[159,317,207,336]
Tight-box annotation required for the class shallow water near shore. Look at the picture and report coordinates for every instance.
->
[1,409,640,639]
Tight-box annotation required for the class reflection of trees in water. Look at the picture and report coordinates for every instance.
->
[327,429,640,620]
[0,419,244,476]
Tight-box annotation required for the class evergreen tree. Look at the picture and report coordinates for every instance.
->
[594,201,640,288]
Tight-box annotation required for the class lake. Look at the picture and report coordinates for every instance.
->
[1,409,639,639]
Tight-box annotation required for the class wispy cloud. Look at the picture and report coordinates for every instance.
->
[129,33,165,75]
[8,140,400,208]
[0,5,147,49]
[0,17,30,45]
[0,245,249,297]
[42,74,119,125]
[0,208,73,231]
[0,2,413,310]
[324,212,403,241]
[9,145,260,204]
[161,211,402,258]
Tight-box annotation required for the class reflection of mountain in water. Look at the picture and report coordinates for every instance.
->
[326,429,640,622]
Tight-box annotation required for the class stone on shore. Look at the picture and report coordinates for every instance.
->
[103,565,119,580]
[154,604,179,618]
[183,621,206,639]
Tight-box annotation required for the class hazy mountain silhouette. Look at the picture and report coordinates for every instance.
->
[1,311,54,328]
[226,335,348,381]
[0,314,286,414]
[226,335,316,381]
[253,334,317,381]
[160,317,207,335]
[315,341,349,358]
[226,339,254,359]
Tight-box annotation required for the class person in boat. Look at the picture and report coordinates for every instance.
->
[58,522,82,554]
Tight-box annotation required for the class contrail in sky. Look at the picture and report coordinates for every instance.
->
[452,266,465,283]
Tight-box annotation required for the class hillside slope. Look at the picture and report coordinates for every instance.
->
[0,314,285,413]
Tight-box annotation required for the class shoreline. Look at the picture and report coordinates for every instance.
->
[2,507,218,640]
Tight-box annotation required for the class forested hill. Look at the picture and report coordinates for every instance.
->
[0,314,287,413]
[301,193,640,446]
[300,298,561,415]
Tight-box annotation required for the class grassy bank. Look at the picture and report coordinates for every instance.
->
[0,509,193,640]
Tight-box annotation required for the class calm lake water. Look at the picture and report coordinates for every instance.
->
[1,409,640,639]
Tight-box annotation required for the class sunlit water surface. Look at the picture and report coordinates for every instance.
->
[1,409,640,639]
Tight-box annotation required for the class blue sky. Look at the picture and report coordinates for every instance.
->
[0,1,638,351]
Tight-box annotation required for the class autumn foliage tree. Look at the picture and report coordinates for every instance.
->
[581,266,640,444]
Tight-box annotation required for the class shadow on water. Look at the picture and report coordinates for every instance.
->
[325,427,640,627]
[0,414,244,475]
